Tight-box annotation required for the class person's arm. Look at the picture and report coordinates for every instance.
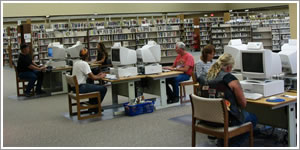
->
[32,60,39,67]
[175,65,190,72]
[228,80,247,108]
[94,55,106,64]
[195,62,201,78]
[88,72,106,80]
[28,64,46,71]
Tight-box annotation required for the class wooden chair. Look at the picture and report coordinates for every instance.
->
[190,94,253,147]
[65,74,102,120]
[179,71,199,103]
[13,63,35,96]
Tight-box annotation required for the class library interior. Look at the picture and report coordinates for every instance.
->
[1,2,298,148]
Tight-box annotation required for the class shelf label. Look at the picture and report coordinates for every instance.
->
[141,23,150,27]
[97,26,105,29]
[46,28,54,32]
[194,25,199,28]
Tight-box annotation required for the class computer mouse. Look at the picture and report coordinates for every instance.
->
[269,96,278,100]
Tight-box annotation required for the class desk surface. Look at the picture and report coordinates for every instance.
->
[247,91,297,107]
[102,71,183,82]
[52,63,102,71]
[146,71,184,78]
[102,75,146,82]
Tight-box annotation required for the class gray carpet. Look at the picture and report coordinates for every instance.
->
[1,63,290,147]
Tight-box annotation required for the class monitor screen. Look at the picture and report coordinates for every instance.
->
[241,52,263,73]
[111,48,120,62]
[48,48,53,57]
[240,49,282,79]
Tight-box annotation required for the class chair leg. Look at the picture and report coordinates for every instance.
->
[76,99,82,120]
[16,81,20,96]
[183,85,186,101]
[180,84,183,104]
[224,137,228,147]
[97,94,102,117]
[68,96,72,117]
[22,81,26,96]
[249,126,254,146]
[192,128,196,147]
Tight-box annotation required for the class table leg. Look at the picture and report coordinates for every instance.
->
[111,84,118,105]
[159,78,167,107]
[288,103,296,147]
[128,81,135,101]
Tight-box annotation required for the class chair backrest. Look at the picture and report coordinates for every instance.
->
[191,71,197,84]
[65,74,79,94]
[12,62,20,80]
[190,94,226,124]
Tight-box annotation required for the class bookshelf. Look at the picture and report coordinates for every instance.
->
[183,18,194,50]
[199,17,224,51]
[251,26,272,50]
[211,24,231,56]
[157,25,181,64]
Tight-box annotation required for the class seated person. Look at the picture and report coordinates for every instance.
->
[197,53,257,147]
[163,42,194,104]
[195,44,215,78]
[17,44,46,97]
[72,48,107,113]
[87,42,111,84]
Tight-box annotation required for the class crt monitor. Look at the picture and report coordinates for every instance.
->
[48,42,66,59]
[224,39,247,70]
[240,49,282,79]
[111,47,137,65]
[278,41,297,74]
[66,41,84,58]
[136,43,161,63]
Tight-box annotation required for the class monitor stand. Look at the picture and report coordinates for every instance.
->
[240,79,284,97]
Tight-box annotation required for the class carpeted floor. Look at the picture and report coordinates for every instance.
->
[2,55,291,148]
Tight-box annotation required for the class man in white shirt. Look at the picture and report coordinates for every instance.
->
[72,48,107,113]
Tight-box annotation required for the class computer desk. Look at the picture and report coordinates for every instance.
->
[102,75,146,107]
[245,91,297,147]
[43,63,102,95]
[144,71,184,109]
[101,71,184,109]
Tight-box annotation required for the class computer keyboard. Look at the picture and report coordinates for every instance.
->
[244,92,263,100]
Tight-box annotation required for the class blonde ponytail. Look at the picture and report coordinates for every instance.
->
[206,53,235,80]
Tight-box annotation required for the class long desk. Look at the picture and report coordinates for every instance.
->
[43,63,102,95]
[102,71,184,109]
[245,91,297,147]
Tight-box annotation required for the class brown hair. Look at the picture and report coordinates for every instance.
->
[98,42,108,57]
[201,44,215,63]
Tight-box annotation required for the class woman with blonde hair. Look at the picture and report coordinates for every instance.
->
[197,53,257,147]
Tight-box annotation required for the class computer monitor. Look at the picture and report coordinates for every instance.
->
[279,41,297,74]
[136,42,161,63]
[224,39,247,70]
[247,42,264,50]
[240,49,282,79]
[48,42,66,59]
[111,47,137,65]
[65,41,84,58]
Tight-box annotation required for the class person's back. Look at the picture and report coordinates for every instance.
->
[197,53,257,147]
[17,53,33,73]
[198,70,245,125]
[72,60,90,85]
